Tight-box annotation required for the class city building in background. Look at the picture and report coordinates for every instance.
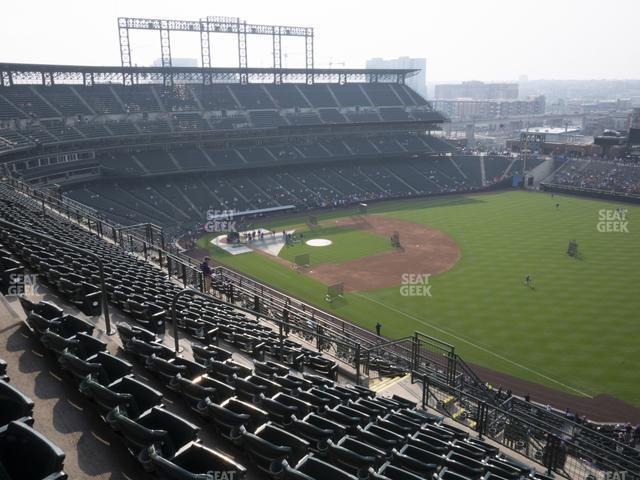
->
[366,57,427,98]
[582,112,630,136]
[434,81,518,100]
[629,107,640,158]
[629,107,640,129]
[434,96,545,121]
[507,126,598,157]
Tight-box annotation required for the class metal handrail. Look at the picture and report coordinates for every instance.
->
[415,371,640,477]
[215,265,379,347]
[170,286,363,382]
[508,396,640,466]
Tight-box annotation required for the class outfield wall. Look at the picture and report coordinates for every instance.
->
[541,183,640,204]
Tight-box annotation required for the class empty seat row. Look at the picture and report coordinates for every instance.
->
[18,299,248,480]
[0,248,23,295]
[0,229,101,316]
[0,356,67,479]
[115,320,547,480]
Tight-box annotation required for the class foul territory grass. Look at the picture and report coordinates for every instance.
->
[278,224,392,266]
[198,191,640,405]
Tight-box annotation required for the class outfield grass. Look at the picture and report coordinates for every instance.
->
[199,191,640,405]
[278,224,391,266]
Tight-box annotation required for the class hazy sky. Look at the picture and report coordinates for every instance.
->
[1,0,638,82]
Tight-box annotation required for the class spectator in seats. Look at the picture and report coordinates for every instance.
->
[306,317,316,341]
[317,324,327,351]
[200,256,212,293]
[282,305,290,335]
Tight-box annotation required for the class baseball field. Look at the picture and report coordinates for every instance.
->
[197,190,640,405]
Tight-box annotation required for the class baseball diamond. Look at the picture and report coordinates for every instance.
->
[197,191,640,407]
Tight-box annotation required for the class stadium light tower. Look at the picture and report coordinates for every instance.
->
[117,16,314,85]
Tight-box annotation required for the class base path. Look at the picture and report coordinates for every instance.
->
[306,215,460,291]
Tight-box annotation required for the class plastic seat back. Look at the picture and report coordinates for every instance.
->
[0,421,66,480]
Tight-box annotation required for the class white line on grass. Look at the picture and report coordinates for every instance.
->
[353,292,593,398]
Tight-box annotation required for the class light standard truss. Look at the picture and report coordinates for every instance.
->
[117,16,314,85]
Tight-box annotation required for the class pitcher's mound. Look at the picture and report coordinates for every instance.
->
[308,215,460,291]
[306,238,332,247]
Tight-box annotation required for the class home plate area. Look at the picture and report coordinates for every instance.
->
[211,228,294,256]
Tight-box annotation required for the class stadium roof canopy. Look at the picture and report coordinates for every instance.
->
[0,63,420,87]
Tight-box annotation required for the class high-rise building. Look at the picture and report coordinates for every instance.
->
[434,81,518,100]
[366,57,427,99]
[630,108,640,129]
[629,108,640,155]
[433,96,545,121]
